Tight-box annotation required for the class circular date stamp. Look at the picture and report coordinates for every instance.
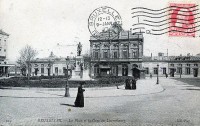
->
[88,6,122,39]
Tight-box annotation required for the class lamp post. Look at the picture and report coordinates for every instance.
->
[65,57,70,97]
[156,64,159,84]
[180,65,182,78]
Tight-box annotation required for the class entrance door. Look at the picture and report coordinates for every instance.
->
[34,68,38,76]
[170,68,175,77]
[122,65,128,76]
[47,68,50,76]
[112,66,118,76]
[193,68,198,77]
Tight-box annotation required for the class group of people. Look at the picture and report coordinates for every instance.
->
[125,78,137,90]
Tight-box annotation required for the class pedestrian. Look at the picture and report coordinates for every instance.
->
[74,82,85,107]
[150,73,152,79]
[125,79,131,89]
[165,73,168,78]
[131,78,136,90]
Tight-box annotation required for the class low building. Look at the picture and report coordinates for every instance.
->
[29,52,75,76]
[142,54,200,77]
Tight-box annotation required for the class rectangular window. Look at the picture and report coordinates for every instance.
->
[94,52,98,59]
[103,51,108,58]
[63,67,66,74]
[186,68,190,74]
[41,68,44,74]
[177,68,182,74]
[123,50,128,58]
[114,52,118,58]
[154,68,158,74]
[133,51,137,58]
[55,67,58,74]
[145,67,149,74]
[94,66,99,75]
[163,68,166,74]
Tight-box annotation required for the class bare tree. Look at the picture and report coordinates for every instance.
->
[17,45,38,81]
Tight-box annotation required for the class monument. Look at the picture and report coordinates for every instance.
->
[70,42,84,79]
[69,42,93,81]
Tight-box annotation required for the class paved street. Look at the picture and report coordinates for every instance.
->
[0,77,200,126]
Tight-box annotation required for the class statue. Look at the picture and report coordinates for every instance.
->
[77,42,82,56]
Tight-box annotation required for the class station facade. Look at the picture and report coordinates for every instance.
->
[89,30,200,78]
[90,31,144,78]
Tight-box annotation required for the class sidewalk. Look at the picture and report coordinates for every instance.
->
[0,78,164,98]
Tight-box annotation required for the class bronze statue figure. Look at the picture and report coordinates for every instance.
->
[77,42,82,56]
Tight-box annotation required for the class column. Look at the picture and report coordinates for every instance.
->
[118,65,122,76]
[128,64,132,76]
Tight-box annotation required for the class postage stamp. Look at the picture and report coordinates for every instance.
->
[169,3,196,37]
[88,6,122,39]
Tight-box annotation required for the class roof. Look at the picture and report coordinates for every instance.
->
[168,56,200,61]
[90,30,143,40]
[0,29,9,36]
[142,56,200,62]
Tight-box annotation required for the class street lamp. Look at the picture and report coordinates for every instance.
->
[180,64,182,78]
[156,64,159,84]
[65,57,70,97]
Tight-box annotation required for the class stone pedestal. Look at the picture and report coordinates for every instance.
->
[75,56,84,76]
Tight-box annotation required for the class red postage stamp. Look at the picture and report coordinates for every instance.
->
[169,3,196,37]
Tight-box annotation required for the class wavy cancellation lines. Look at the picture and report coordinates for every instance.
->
[131,4,200,36]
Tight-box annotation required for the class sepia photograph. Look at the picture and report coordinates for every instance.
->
[0,0,200,125]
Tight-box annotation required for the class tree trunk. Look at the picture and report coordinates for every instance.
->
[27,62,30,84]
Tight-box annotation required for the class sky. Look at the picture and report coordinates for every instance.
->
[0,0,200,63]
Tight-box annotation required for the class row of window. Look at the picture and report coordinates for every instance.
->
[170,64,198,67]
[93,43,138,48]
[34,67,66,75]
[34,64,50,68]
[145,67,193,75]
[145,67,166,74]
[93,50,138,59]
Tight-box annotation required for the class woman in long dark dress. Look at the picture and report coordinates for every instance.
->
[74,83,85,107]
[131,79,136,90]
[125,79,131,89]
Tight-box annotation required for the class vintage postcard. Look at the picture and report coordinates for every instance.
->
[0,0,200,125]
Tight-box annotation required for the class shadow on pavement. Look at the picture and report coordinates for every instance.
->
[181,88,200,91]
[60,103,75,107]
